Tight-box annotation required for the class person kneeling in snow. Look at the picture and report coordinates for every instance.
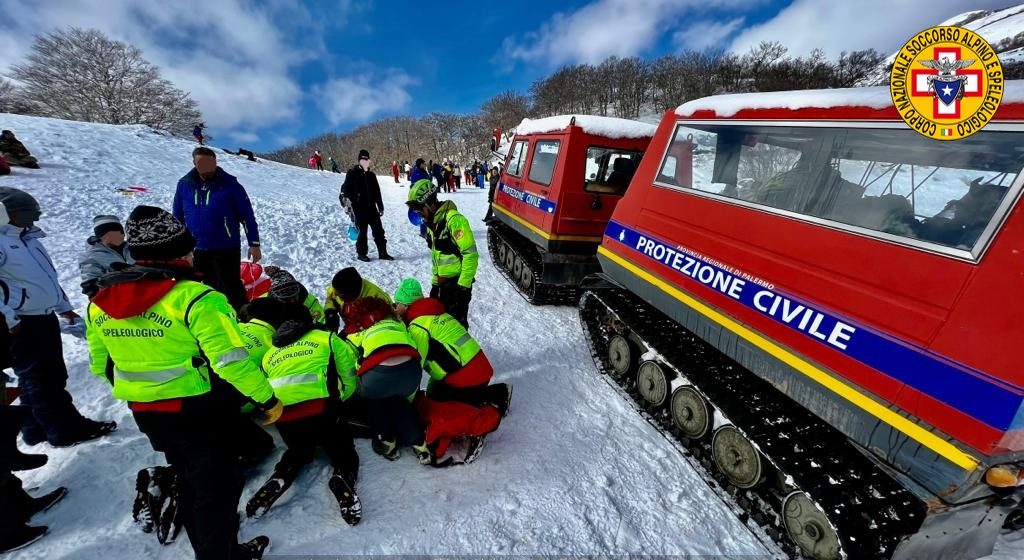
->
[342,297,431,464]
[246,306,363,526]
[86,205,280,560]
[393,279,511,466]
[324,267,392,334]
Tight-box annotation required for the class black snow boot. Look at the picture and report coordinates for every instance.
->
[154,468,182,545]
[239,535,271,559]
[0,525,47,553]
[51,419,116,447]
[8,450,47,472]
[371,436,399,461]
[26,486,66,517]
[357,255,371,262]
[328,470,362,526]
[489,383,513,418]
[463,435,487,464]
[245,462,303,518]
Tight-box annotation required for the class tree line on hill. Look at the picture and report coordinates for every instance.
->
[267,43,891,167]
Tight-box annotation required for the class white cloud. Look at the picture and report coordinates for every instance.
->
[0,0,323,132]
[228,131,261,144]
[497,0,754,68]
[673,17,745,51]
[314,71,416,125]
[729,0,1010,58]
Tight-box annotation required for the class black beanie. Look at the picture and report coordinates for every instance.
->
[93,214,124,238]
[126,205,196,261]
[358,149,370,160]
[332,267,362,298]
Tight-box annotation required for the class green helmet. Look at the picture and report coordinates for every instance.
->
[407,179,438,207]
[393,278,424,305]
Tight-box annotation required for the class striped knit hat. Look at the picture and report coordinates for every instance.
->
[126,205,195,260]
[93,214,124,238]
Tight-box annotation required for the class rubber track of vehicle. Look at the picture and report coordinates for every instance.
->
[486,223,578,306]
[578,284,926,559]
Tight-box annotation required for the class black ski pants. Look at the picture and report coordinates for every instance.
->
[431,282,473,330]
[194,248,247,310]
[357,360,423,446]
[133,396,252,560]
[354,210,387,258]
[11,314,86,443]
[428,381,509,410]
[274,404,358,478]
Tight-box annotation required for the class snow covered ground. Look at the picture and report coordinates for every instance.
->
[0,113,1021,559]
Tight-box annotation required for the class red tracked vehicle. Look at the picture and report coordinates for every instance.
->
[487,115,656,303]
[579,84,1024,560]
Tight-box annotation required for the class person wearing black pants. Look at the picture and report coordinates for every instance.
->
[340,149,392,262]
[173,147,263,310]
[133,397,251,560]
[193,249,248,310]
[430,282,473,331]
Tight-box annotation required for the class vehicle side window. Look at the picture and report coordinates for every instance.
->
[585,146,645,195]
[506,140,528,177]
[528,140,560,185]
[655,123,1022,258]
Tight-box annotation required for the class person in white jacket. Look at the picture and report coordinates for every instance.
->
[0,188,116,447]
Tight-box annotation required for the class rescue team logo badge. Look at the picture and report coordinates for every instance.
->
[890,26,1003,140]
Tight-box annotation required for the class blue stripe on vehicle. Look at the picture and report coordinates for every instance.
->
[604,220,1024,432]
[497,183,556,214]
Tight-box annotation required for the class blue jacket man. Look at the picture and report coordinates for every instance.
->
[0,187,115,446]
[409,159,429,185]
[173,146,261,309]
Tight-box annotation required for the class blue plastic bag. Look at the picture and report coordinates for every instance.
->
[347,224,359,242]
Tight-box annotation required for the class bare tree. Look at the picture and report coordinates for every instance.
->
[0,78,16,113]
[481,90,531,131]
[11,28,202,135]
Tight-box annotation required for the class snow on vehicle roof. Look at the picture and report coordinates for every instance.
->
[515,115,657,139]
[676,82,1024,118]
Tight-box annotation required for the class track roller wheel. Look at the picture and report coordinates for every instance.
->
[496,239,507,264]
[636,360,669,408]
[670,386,711,439]
[511,254,524,280]
[606,335,636,378]
[711,425,762,489]
[782,491,841,560]
[519,262,535,294]
[504,245,515,271]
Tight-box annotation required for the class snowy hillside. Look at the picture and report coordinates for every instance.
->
[859,3,1024,86]
[0,113,1022,560]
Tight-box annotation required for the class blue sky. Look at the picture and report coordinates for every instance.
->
[0,0,1011,153]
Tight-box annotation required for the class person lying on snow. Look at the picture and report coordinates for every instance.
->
[245,304,363,526]
[324,267,392,334]
[341,296,431,464]
[393,278,511,466]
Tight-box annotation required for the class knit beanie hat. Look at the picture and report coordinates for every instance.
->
[0,187,41,221]
[93,214,124,238]
[358,149,370,160]
[125,205,196,260]
[332,267,362,299]
[393,278,424,305]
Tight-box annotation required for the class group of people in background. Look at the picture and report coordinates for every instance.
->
[0,141,509,559]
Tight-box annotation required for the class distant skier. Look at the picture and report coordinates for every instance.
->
[409,158,429,184]
[330,156,340,173]
[312,151,324,171]
[391,161,400,183]
[192,124,204,145]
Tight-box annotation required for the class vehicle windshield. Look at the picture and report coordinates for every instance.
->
[656,123,1024,257]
